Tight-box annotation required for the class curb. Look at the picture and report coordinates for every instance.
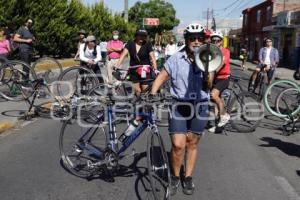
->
[0,121,17,134]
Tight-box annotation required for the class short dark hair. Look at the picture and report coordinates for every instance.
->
[264,37,273,45]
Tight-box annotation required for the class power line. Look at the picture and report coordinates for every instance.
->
[214,0,242,11]
[216,0,263,30]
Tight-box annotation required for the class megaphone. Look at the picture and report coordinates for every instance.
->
[194,44,223,72]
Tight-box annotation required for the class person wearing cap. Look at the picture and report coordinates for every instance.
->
[13,19,36,79]
[150,23,212,196]
[116,28,158,96]
[208,30,231,133]
[74,29,86,60]
[79,35,102,84]
[106,30,124,84]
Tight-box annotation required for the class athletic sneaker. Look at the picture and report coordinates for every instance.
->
[170,175,180,196]
[217,113,230,127]
[182,176,195,195]
[208,126,224,134]
[208,126,216,133]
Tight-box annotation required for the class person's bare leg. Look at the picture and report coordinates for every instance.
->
[251,69,261,84]
[185,132,201,177]
[171,134,187,177]
[141,84,150,93]
[134,82,142,96]
[211,88,225,116]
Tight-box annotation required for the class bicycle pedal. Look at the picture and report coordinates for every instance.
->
[120,149,138,160]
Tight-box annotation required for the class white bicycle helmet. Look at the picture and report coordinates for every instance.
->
[184,23,205,38]
[210,30,223,39]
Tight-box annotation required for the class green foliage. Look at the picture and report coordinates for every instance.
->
[0,0,135,57]
[128,0,180,36]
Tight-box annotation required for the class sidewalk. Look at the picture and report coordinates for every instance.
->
[230,59,300,84]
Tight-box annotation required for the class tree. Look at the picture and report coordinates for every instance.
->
[0,0,136,57]
[128,0,180,36]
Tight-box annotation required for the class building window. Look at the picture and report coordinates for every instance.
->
[257,10,261,23]
[267,6,271,22]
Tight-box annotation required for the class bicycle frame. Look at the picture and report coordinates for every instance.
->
[76,99,157,160]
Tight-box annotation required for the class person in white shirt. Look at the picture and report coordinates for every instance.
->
[165,38,177,60]
[249,37,279,91]
[74,29,86,60]
[79,35,103,83]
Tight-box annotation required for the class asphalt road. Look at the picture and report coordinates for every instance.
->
[0,66,300,200]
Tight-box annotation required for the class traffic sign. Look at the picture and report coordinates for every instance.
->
[143,18,160,26]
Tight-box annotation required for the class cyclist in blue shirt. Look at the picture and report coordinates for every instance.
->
[151,23,212,196]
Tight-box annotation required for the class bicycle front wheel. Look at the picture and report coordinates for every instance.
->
[59,110,107,178]
[263,79,300,118]
[228,91,263,132]
[275,87,300,117]
[147,130,170,200]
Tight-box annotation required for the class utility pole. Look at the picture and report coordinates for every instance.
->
[124,0,129,22]
[206,8,209,29]
[211,9,216,31]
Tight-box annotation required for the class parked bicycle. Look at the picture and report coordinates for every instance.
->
[0,60,37,101]
[226,75,263,133]
[263,79,300,135]
[59,86,171,200]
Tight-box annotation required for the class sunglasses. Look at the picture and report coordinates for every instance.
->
[212,39,222,43]
[188,36,205,42]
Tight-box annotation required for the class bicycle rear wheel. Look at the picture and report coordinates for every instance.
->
[59,110,107,178]
[263,79,300,119]
[147,130,170,200]
[228,91,263,132]
[0,60,37,101]
[0,56,8,82]
[57,66,99,101]
[32,57,63,84]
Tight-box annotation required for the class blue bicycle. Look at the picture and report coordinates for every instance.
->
[59,84,171,200]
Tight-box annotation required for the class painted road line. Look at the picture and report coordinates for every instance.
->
[275,176,300,200]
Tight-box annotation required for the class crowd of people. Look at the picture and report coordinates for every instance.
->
[0,18,298,197]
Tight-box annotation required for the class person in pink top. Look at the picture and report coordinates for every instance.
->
[0,27,11,57]
[106,30,124,84]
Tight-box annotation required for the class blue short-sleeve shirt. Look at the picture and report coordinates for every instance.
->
[164,50,209,101]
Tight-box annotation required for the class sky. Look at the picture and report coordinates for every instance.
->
[84,0,264,28]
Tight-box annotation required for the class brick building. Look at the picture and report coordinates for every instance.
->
[242,0,274,61]
[242,0,300,67]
